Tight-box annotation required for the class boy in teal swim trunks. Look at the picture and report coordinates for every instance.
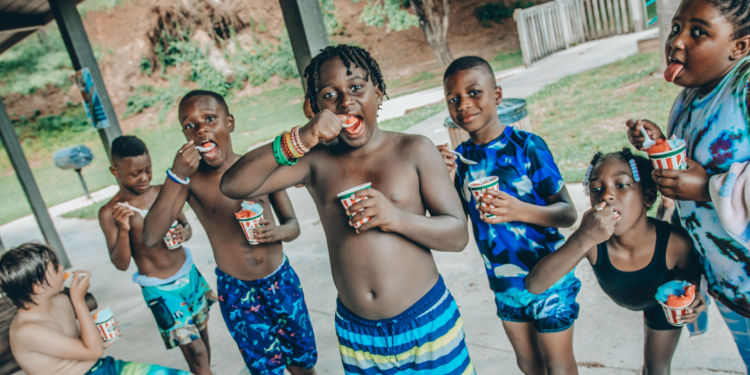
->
[99,136,214,375]
[438,56,580,374]
[0,243,190,375]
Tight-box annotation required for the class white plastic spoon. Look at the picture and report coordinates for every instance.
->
[448,150,477,165]
[640,125,656,149]
[117,202,148,216]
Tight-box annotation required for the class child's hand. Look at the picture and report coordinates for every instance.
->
[652,159,711,202]
[575,202,617,247]
[477,190,520,224]
[437,144,457,182]
[112,203,134,232]
[172,141,200,179]
[679,292,707,324]
[626,119,665,151]
[299,109,347,149]
[346,188,403,233]
[103,319,121,348]
[172,224,188,242]
[69,270,91,303]
[252,219,279,243]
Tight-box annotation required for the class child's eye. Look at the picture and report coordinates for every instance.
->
[323,92,336,99]
[589,187,602,194]
[184,123,194,130]
[448,97,458,104]
[206,116,214,122]
[469,90,480,96]
[671,24,680,35]
[691,28,706,37]
[616,183,630,188]
[351,85,362,91]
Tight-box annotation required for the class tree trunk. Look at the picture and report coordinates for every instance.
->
[657,0,681,73]
[410,0,453,66]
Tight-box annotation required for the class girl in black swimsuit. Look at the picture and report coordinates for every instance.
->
[526,149,706,374]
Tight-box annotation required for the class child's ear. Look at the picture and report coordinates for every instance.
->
[375,85,383,106]
[495,85,503,105]
[109,165,119,179]
[227,114,235,133]
[731,36,750,60]
[31,281,46,295]
[644,187,658,208]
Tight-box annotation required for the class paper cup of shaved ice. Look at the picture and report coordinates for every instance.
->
[648,136,687,171]
[337,183,372,229]
[656,280,696,327]
[236,201,264,245]
[163,221,182,250]
[468,176,500,219]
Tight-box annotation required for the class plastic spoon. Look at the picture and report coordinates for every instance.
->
[117,202,148,216]
[640,125,656,149]
[448,150,477,165]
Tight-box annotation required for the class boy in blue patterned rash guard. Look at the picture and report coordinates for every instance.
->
[438,56,580,375]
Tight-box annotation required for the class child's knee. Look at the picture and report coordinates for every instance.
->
[516,355,546,375]
[181,339,208,360]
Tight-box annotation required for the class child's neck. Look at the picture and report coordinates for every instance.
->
[469,118,506,145]
[697,58,744,95]
[608,211,652,251]
[117,184,146,199]
[25,293,55,314]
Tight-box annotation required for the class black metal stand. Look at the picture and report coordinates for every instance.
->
[75,168,91,199]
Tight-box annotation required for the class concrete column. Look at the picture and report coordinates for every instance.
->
[48,0,122,162]
[278,0,329,92]
[0,97,71,267]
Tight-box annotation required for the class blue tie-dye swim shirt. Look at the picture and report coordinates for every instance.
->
[454,125,569,298]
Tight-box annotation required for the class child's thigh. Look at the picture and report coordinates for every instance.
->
[500,320,545,360]
[537,325,576,364]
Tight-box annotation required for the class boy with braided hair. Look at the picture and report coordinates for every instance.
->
[221,44,476,374]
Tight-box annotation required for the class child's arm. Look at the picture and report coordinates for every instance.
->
[98,203,134,271]
[436,144,457,183]
[669,227,707,323]
[221,110,345,199]
[478,135,576,228]
[15,271,104,361]
[142,144,194,247]
[252,190,301,243]
[527,203,615,294]
[173,212,192,243]
[346,137,469,251]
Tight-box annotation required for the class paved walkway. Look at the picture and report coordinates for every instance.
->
[3,27,744,374]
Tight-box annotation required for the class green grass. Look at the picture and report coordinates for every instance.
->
[62,200,107,219]
[380,102,446,133]
[490,49,523,71]
[527,52,680,183]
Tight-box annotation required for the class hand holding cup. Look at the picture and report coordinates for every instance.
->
[626,119,665,151]
[346,188,403,233]
[477,190,520,224]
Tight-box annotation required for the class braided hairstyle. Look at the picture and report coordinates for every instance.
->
[303,45,388,114]
[703,0,750,39]
[584,148,656,203]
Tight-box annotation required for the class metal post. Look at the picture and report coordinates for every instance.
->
[75,169,91,199]
[0,96,71,267]
[47,0,122,162]
[278,0,329,92]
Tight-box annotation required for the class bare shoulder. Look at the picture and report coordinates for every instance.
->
[98,198,117,222]
[666,222,694,262]
[51,293,74,313]
[390,132,439,159]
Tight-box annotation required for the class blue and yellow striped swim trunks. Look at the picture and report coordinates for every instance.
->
[335,275,475,375]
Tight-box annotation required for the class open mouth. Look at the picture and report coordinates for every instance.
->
[664,57,684,83]
[613,209,621,221]
[342,115,365,138]
[196,141,219,159]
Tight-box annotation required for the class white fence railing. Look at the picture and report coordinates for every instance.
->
[514,0,645,65]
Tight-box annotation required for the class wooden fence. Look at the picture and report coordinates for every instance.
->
[514,0,645,66]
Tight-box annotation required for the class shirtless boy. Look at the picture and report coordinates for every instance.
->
[220,45,475,374]
[141,90,316,375]
[0,243,189,375]
[99,135,214,375]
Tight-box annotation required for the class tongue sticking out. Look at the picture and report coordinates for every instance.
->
[664,62,684,83]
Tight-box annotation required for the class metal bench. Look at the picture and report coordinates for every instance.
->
[0,290,97,375]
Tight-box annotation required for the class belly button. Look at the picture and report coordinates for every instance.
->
[256,258,263,265]
[367,291,377,300]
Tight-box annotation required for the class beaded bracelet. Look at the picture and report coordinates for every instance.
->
[166,168,190,185]
[273,135,296,166]
[285,132,302,159]
[293,126,310,154]
[282,132,297,160]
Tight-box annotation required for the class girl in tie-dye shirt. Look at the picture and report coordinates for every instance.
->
[626,0,750,369]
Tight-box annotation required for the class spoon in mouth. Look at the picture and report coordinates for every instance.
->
[448,150,477,165]
[342,116,358,129]
[195,143,214,152]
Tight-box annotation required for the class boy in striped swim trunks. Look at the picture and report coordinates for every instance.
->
[221,44,475,375]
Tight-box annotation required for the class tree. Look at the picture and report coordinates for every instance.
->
[657,0,681,73]
[356,0,454,66]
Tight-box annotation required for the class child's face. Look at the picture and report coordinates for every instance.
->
[588,158,652,236]
[444,69,502,134]
[110,154,152,195]
[315,57,383,147]
[666,0,748,88]
[44,262,65,293]
[178,96,235,168]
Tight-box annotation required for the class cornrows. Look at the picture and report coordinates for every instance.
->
[583,148,656,196]
[704,0,750,39]
[303,45,388,114]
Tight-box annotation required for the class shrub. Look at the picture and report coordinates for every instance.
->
[475,1,534,27]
